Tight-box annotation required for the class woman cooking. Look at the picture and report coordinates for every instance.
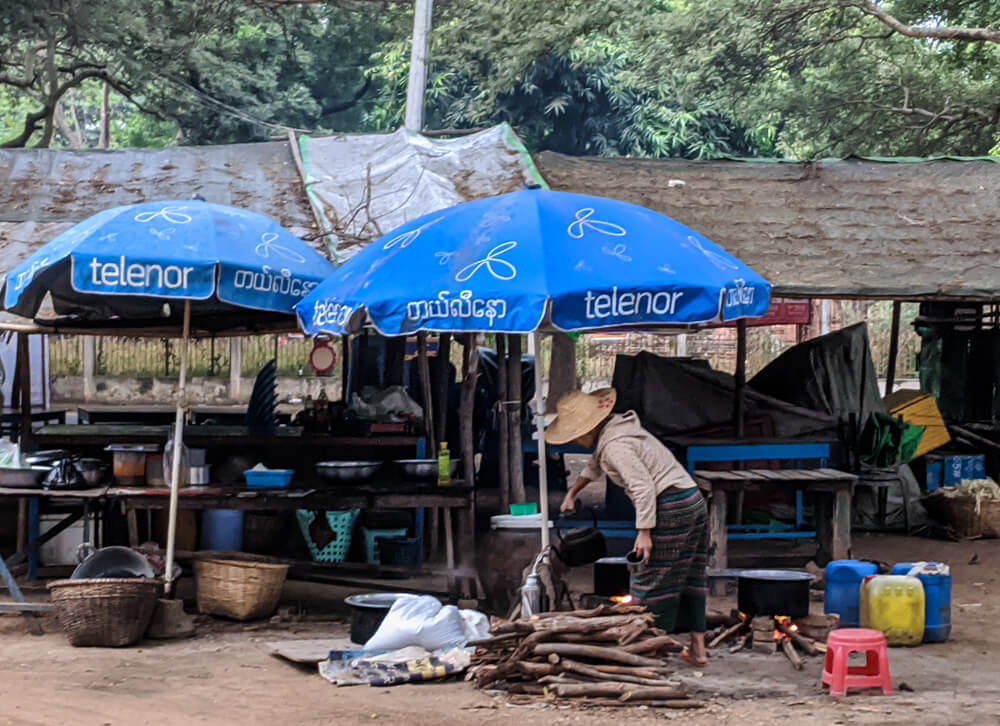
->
[546,388,708,668]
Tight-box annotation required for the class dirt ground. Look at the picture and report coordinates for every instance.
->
[2,534,999,726]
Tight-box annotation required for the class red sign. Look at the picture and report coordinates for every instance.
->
[715,298,812,328]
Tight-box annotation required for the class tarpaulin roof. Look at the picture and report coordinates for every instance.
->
[298,124,543,263]
[535,152,1000,302]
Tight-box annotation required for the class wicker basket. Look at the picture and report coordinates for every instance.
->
[47,578,161,647]
[924,494,1000,538]
[194,558,289,620]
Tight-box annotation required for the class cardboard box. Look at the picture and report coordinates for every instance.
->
[884,389,951,459]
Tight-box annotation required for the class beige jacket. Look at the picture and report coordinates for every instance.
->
[581,412,696,529]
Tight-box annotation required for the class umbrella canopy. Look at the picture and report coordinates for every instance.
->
[4,200,334,333]
[296,189,770,336]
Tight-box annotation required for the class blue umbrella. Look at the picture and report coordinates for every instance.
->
[5,199,333,331]
[295,189,771,551]
[295,189,770,336]
[2,199,334,592]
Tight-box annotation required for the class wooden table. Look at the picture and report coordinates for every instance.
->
[110,483,475,597]
[694,468,857,569]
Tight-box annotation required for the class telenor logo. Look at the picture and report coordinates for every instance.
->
[88,257,196,290]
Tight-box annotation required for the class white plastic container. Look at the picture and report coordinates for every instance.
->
[39,514,85,566]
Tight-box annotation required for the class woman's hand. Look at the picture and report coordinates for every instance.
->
[560,492,577,514]
[633,529,653,564]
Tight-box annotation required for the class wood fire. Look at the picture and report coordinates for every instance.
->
[707,611,838,671]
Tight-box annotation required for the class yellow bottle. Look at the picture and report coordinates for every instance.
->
[437,441,451,487]
[860,575,925,646]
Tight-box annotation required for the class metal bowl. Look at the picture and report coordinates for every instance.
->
[74,458,108,486]
[316,461,382,483]
[394,459,460,481]
[0,466,51,488]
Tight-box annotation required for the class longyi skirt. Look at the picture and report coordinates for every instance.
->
[629,487,708,633]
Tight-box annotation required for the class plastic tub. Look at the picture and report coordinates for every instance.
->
[362,527,407,564]
[891,561,952,643]
[244,469,293,489]
[201,509,244,551]
[377,536,423,569]
[510,502,539,516]
[344,593,416,645]
[825,559,878,627]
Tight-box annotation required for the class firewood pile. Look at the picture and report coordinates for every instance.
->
[468,603,704,709]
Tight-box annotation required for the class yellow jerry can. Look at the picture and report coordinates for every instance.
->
[860,575,925,646]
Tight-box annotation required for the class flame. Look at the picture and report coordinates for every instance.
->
[790,624,799,633]
[610,594,634,605]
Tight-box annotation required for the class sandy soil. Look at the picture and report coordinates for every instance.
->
[2,534,999,726]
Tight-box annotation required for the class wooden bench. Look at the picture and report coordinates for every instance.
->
[684,442,857,570]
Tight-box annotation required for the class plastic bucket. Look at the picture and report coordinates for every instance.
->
[201,509,244,551]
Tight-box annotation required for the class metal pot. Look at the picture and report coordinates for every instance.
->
[737,569,813,618]
[594,557,630,596]
[394,459,459,481]
[344,592,415,644]
[316,461,382,484]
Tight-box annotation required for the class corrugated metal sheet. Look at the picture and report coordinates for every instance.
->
[536,153,1000,301]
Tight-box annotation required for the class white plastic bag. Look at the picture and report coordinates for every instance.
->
[459,609,490,643]
[0,440,20,468]
[364,595,467,652]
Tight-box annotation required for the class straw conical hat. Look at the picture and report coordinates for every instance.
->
[545,388,617,446]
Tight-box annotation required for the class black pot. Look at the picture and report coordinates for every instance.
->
[344,593,414,645]
[594,557,630,596]
[737,570,813,617]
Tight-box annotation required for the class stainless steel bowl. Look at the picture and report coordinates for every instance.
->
[394,459,460,481]
[316,461,382,483]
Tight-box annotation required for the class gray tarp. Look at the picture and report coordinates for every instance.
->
[611,324,928,531]
[300,124,543,263]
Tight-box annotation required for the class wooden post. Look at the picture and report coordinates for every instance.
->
[507,335,525,504]
[82,336,96,401]
[18,334,32,451]
[341,335,350,402]
[228,338,243,400]
[831,488,852,561]
[417,332,436,452]
[459,336,479,592]
[496,335,510,514]
[434,333,451,446]
[733,320,747,439]
[885,300,902,396]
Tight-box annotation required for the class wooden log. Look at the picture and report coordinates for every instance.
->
[780,636,804,671]
[776,620,819,656]
[729,633,750,653]
[618,686,691,703]
[468,632,522,650]
[546,682,687,699]
[530,614,654,634]
[706,610,742,628]
[590,664,672,678]
[517,661,558,678]
[533,643,665,668]
[528,603,647,619]
[561,659,674,687]
[708,620,745,649]
[507,683,545,695]
[622,635,685,654]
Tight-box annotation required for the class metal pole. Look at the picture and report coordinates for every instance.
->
[885,301,902,396]
[404,0,434,131]
[164,300,191,595]
[532,331,550,550]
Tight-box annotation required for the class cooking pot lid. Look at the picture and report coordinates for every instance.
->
[595,557,628,565]
[738,569,814,581]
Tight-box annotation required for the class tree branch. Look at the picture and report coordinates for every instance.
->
[1,69,110,148]
[850,0,1000,44]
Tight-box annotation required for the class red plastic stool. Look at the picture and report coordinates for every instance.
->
[822,628,893,697]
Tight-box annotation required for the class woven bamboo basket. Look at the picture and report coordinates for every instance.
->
[194,558,289,620]
[47,578,161,647]
[925,494,1000,539]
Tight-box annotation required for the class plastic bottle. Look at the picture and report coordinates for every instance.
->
[437,441,451,487]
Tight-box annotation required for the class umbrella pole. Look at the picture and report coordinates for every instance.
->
[532,331,550,550]
[164,300,191,595]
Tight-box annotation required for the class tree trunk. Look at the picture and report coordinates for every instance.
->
[99,81,111,148]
